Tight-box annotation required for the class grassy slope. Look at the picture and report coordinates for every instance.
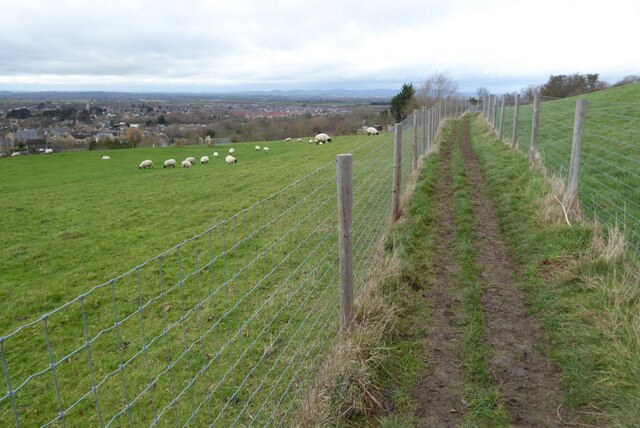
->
[500,83,640,255]
[0,137,372,330]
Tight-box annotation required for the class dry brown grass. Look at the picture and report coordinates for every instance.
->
[591,220,626,262]
[295,254,401,427]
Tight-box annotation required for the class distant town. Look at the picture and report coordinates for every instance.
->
[0,91,391,156]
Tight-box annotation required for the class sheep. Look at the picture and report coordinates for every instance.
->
[181,160,192,168]
[308,139,314,144]
[139,159,153,169]
[213,152,219,157]
[263,147,270,151]
[163,159,176,168]
[284,137,292,142]
[296,138,302,142]
[200,156,209,164]
[100,155,111,160]
[314,133,332,144]
[229,148,235,154]
[255,145,261,151]
[225,155,237,164]
[11,152,20,157]
[44,148,54,154]
[366,126,379,136]
[185,156,196,164]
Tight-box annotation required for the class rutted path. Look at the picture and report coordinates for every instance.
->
[411,117,563,426]
[459,118,563,426]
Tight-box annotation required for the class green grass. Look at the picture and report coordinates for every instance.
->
[497,83,640,256]
[471,115,640,426]
[0,129,414,426]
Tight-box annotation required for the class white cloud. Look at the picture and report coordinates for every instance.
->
[1,0,638,92]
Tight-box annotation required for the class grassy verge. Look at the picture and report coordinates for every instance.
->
[471,116,640,426]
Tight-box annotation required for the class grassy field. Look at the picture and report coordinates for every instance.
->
[497,83,640,256]
[0,127,417,426]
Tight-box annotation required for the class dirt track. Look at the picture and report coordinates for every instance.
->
[411,117,563,426]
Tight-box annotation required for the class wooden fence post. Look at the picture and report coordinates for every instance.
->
[392,124,402,222]
[337,154,354,332]
[564,99,588,214]
[530,92,541,165]
[412,110,418,171]
[511,94,520,149]
[498,97,506,139]
[422,107,427,155]
[492,95,498,128]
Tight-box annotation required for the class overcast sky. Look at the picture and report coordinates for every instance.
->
[1,0,638,94]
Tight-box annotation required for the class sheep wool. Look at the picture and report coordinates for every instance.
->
[200,156,209,164]
[366,126,379,135]
[100,155,111,160]
[163,159,176,168]
[263,147,270,151]
[229,148,235,154]
[225,155,237,164]
[213,152,219,157]
[255,145,261,151]
[284,137,292,142]
[139,159,153,169]
[44,148,54,154]
[11,152,20,157]
[185,156,196,164]
[313,133,332,144]
[181,160,192,168]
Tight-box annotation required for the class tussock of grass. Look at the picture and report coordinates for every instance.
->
[296,255,400,427]
[591,220,626,262]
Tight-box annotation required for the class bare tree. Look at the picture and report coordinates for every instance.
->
[417,72,459,108]
[476,87,490,101]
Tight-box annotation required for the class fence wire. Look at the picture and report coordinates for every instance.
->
[0,104,467,427]
[482,94,640,258]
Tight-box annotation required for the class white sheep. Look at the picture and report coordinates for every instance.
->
[296,138,302,142]
[139,159,153,169]
[229,148,235,154]
[44,148,54,154]
[11,152,20,157]
[185,156,196,164]
[284,137,292,142]
[314,133,332,144]
[263,147,270,151]
[213,152,219,157]
[200,156,209,164]
[181,160,192,168]
[225,155,237,164]
[163,159,176,168]
[100,155,111,160]
[366,126,379,136]
[255,145,261,151]
[308,139,314,144]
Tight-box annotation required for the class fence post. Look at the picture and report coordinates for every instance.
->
[530,91,541,165]
[492,95,498,128]
[392,124,402,222]
[511,94,520,149]
[564,99,587,214]
[498,97,505,139]
[336,154,354,332]
[422,107,427,155]
[412,110,418,171]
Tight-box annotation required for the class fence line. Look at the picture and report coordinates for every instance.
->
[481,92,640,257]
[0,102,468,426]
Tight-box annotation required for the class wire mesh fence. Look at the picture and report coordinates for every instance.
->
[0,104,466,427]
[481,93,640,258]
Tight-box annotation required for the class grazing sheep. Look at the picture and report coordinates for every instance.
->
[366,126,379,135]
[314,133,332,144]
[44,148,54,154]
[213,152,219,157]
[263,147,270,151]
[185,156,196,164]
[225,155,237,164]
[284,137,292,142]
[255,145,261,151]
[308,139,314,144]
[181,160,192,168]
[163,159,176,168]
[139,159,153,169]
[100,155,111,160]
[11,152,20,157]
[229,148,235,154]
[296,138,302,142]
[200,156,209,164]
